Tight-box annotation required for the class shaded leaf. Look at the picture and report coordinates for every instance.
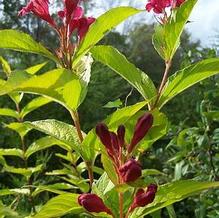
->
[25,136,64,158]
[0,108,19,119]
[20,96,52,119]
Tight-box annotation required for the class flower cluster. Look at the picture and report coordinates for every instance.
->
[146,0,185,13]
[19,0,95,40]
[146,0,186,23]
[78,113,157,216]
[96,113,153,183]
[78,184,158,216]
[19,0,95,68]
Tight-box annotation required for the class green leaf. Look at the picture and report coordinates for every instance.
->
[0,56,11,76]
[93,173,120,217]
[0,148,23,158]
[3,164,43,177]
[101,153,118,185]
[20,96,52,119]
[25,62,48,75]
[9,92,24,105]
[32,183,76,197]
[0,108,19,119]
[5,122,32,138]
[0,188,30,196]
[130,180,219,217]
[0,201,20,217]
[152,0,197,60]
[33,193,83,218]
[203,111,219,122]
[142,169,165,176]
[158,58,219,108]
[0,30,58,62]
[103,99,122,109]
[74,7,141,64]
[63,80,82,110]
[91,46,157,106]
[25,136,63,158]
[0,78,5,86]
[0,69,83,111]
[26,119,83,155]
[166,205,177,218]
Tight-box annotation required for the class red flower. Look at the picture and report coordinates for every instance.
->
[77,17,95,40]
[78,193,112,215]
[119,159,142,183]
[63,0,80,23]
[130,184,158,211]
[128,113,153,153]
[146,0,171,14]
[58,2,95,40]
[18,0,56,27]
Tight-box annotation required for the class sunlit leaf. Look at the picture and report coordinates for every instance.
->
[0,30,58,62]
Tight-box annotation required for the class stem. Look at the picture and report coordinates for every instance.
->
[85,161,94,188]
[70,110,84,142]
[153,60,172,108]
[69,110,94,186]
[16,103,36,213]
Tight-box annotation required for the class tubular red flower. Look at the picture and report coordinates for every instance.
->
[146,0,171,14]
[78,193,112,215]
[68,6,84,36]
[130,184,158,211]
[128,113,153,153]
[119,159,142,183]
[18,0,56,27]
[64,0,80,23]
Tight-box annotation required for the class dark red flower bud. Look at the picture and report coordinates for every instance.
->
[78,193,112,215]
[110,132,119,154]
[119,159,142,183]
[128,113,153,153]
[117,125,125,147]
[96,123,112,150]
[130,184,157,211]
